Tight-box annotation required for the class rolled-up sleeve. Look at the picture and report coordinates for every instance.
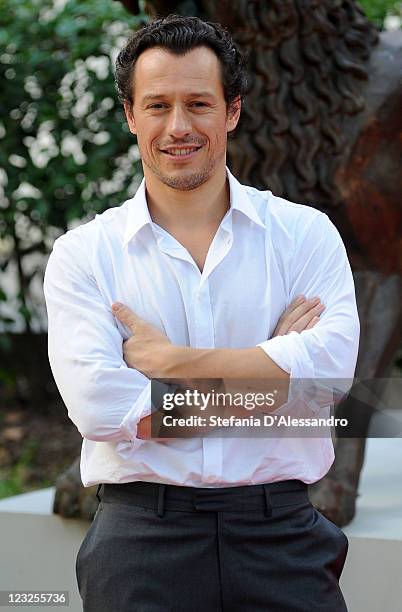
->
[257,212,360,403]
[43,229,151,445]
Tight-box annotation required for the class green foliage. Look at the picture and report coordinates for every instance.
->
[359,0,402,28]
[0,439,49,500]
[0,0,400,336]
[0,0,145,332]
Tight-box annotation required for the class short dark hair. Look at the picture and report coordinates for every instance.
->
[115,14,247,113]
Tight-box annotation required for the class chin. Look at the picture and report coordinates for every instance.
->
[153,164,212,191]
[162,174,208,191]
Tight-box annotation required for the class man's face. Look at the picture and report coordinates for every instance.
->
[124,46,240,191]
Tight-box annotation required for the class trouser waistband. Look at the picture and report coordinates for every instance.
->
[97,480,308,518]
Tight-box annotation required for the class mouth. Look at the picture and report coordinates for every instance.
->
[159,145,203,160]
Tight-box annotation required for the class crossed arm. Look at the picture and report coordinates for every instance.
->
[44,213,359,445]
[112,295,324,379]
[111,296,324,438]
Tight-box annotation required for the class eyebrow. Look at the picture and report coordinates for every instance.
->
[141,92,216,104]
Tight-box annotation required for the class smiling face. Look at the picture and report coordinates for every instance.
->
[124,46,241,191]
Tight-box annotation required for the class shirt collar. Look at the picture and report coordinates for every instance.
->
[122,178,152,248]
[122,166,265,248]
[226,167,266,229]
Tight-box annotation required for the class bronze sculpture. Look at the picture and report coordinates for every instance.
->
[54,0,402,525]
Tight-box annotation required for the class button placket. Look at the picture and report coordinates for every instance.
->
[192,280,223,484]
[193,281,214,348]
[202,437,223,485]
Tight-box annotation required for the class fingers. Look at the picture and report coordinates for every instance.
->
[290,303,325,333]
[277,294,305,323]
[278,296,322,335]
[305,316,319,330]
[112,301,144,331]
[272,296,325,337]
[286,294,306,314]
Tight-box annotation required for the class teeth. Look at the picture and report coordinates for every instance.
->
[167,148,199,156]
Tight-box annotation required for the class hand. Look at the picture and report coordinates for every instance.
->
[111,302,173,378]
[136,413,172,441]
[272,295,325,337]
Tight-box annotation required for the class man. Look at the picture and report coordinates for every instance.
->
[44,15,360,612]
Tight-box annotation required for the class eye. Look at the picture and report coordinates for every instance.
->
[148,103,167,110]
[190,101,208,108]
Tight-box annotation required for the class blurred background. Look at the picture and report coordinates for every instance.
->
[0,0,146,499]
[0,0,401,501]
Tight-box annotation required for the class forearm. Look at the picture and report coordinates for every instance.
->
[162,346,290,380]
[138,348,290,439]
[140,375,289,439]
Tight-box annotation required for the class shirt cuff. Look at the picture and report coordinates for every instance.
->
[257,332,328,414]
[118,381,152,444]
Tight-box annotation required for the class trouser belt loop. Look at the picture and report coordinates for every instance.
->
[263,484,273,518]
[157,484,166,518]
[96,483,103,503]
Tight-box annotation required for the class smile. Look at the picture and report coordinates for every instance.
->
[160,146,203,160]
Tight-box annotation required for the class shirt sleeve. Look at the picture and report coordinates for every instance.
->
[257,212,360,408]
[43,228,151,445]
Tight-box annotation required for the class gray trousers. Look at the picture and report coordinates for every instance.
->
[76,480,348,611]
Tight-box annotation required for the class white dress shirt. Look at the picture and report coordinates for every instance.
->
[44,167,360,488]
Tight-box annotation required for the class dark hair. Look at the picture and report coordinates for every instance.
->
[115,14,247,113]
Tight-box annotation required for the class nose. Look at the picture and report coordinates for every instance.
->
[167,104,191,139]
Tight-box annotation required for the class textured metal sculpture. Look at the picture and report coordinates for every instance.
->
[54,0,402,524]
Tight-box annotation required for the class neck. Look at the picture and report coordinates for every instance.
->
[143,163,230,233]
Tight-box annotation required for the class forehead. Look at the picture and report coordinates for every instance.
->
[133,46,224,98]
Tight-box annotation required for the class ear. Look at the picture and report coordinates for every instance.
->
[226,96,241,134]
[124,101,137,135]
